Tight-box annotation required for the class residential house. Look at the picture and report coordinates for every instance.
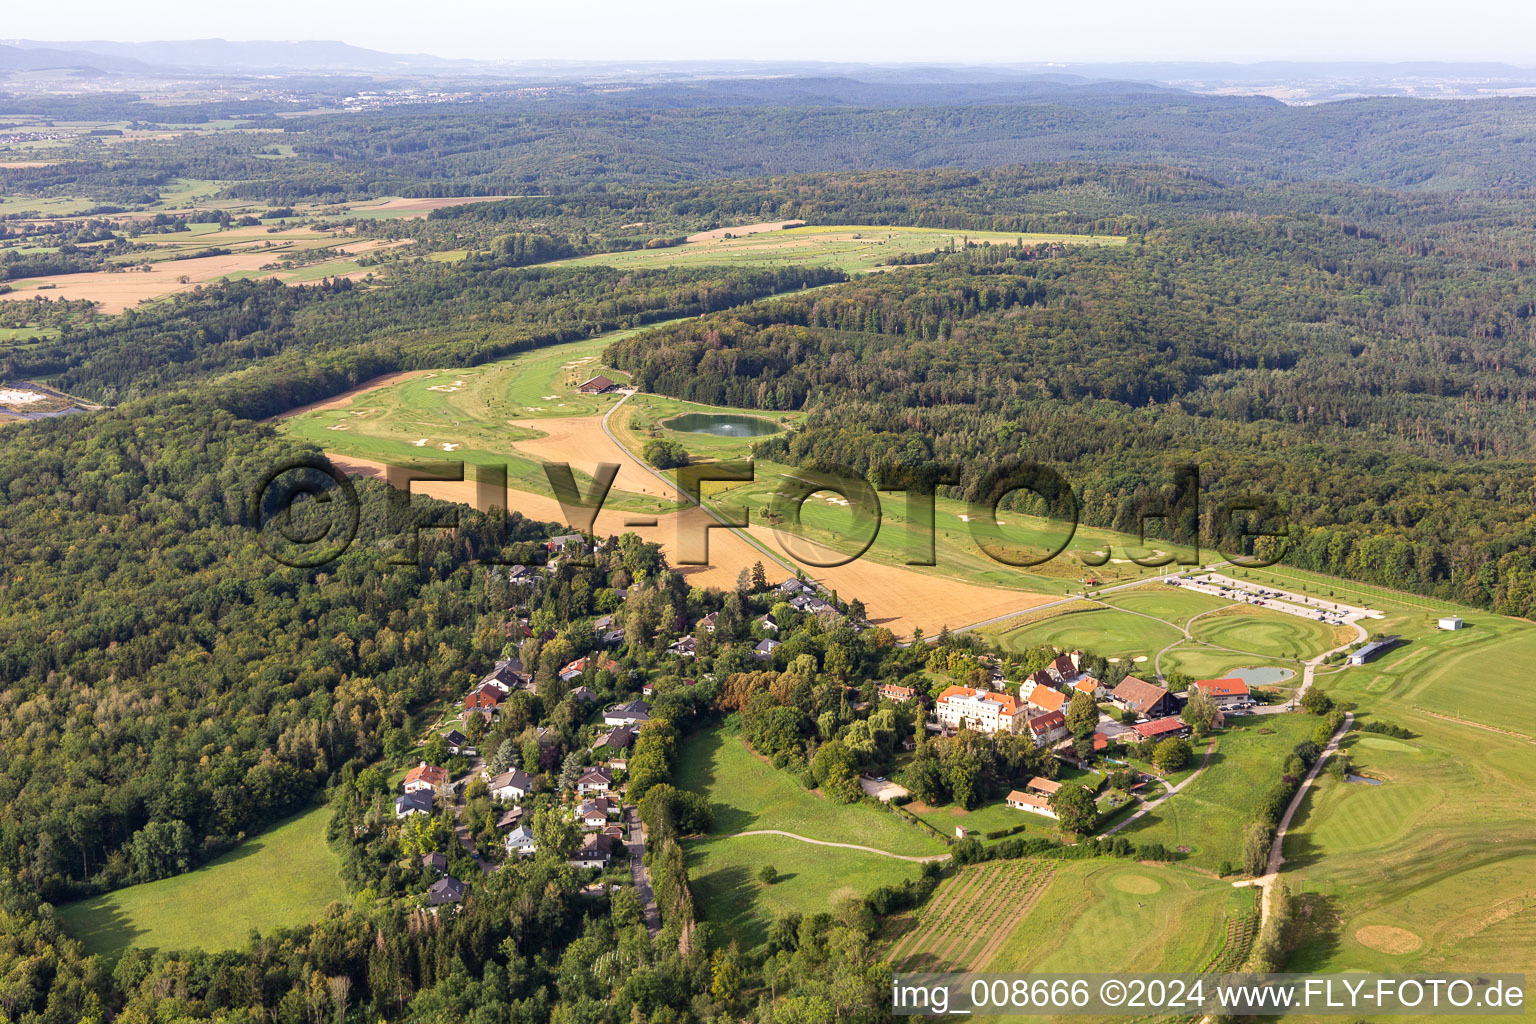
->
[546,533,587,552]
[562,654,620,683]
[421,851,447,875]
[1025,686,1066,715]
[504,824,536,857]
[604,700,651,727]
[935,686,1027,735]
[465,686,504,713]
[444,730,472,755]
[1110,676,1180,719]
[426,876,465,906]
[641,682,654,697]
[1025,710,1069,748]
[1026,776,1062,798]
[699,611,719,633]
[877,682,918,703]
[395,790,433,818]
[757,613,779,633]
[752,638,781,662]
[1191,678,1251,707]
[592,725,634,752]
[480,657,527,690]
[1073,677,1106,700]
[568,832,614,869]
[775,578,816,599]
[1005,789,1055,817]
[600,627,626,646]
[1019,669,1056,700]
[668,635,698,658]
[569,685,598,703]
[1132,717,1191,741]
[575,766,614,796]
[577,797,612,829]
[488,769,532,802]
[495,807,523,830]
[1047,654,1078,683]
[403,763,448,794]
[575,375,618,395]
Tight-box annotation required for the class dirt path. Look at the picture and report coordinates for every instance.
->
[727,829,951,863]
[1099,737,1219,837]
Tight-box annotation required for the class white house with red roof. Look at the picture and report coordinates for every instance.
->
[1191,678,1252,707]
[935,685,1027,735]
[403,763,448,793]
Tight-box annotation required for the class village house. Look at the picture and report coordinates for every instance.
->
[776,578,816,599]
[1132,717,1191,741]
[480,657,527,690]
[504,824,536,857]
[421,851,447,875]
[1024,685,1066,715]
[487,768,532,802]
[569,685,598,703]
[464,686,504,713]
[935,686,1027,735]
[403,763,449,794]
[395,790,434,818]
[1005,783,1056,817]
[604,699,651,727]
[1110,676,1180,719]
[495,806,523,830]
[1026,709,1069,748]
[600,627,626,646]
[757,613,779,633]
[752,638,781,661]
[1073,676,1106,700]
[877,682,918,703]
[667,635,698,657]
[1191,678,1252,707]
[1047,654,1078,683]
[443,730,472,755]
[575,375,618,395]
[426,876,465,906]
[577,797,613,829]
[569,832,614,868]
[575,766,614,796]
[699,611,719,633]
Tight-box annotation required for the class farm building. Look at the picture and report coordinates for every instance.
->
[575,375,619,394]
[1110,676,1180,718]
[1348,635,1403,665]
[1132,717,1191,740]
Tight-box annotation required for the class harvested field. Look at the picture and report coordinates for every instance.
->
[0,239,400,313]
[685,219,805,242]
[884,859,1057,973]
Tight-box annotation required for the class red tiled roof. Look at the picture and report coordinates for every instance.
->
[1074,677,1100,694]
[1132,717,1189,739]
[1027,710,1066,735]
[404,763,448,787]
[1194,678,1251,697]
[938,685,1022,716]
[1027,687,1066,712]
[1007,790,1052,810]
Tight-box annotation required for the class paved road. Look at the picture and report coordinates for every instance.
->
[624,804,662,937]
[450,758,495,875]
[727,829,951,863]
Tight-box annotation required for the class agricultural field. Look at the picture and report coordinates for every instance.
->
[1115,714,1317,871]
[559,223,1126,273]
[56,806,347,958]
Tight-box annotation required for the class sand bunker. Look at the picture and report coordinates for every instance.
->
[1354,925,1422,954]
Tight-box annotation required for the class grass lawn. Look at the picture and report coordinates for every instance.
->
[676,724,942,857]
[1097,584,1231,626]
[685,833,922,949]
[1115,714,1317,871]
[560,225,1126,274]
[908,798,1056,842]
[57,805,347,958]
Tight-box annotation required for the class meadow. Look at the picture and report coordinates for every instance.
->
[56,805,347,959]
[559,224,1126,274]
[675,723,943,947]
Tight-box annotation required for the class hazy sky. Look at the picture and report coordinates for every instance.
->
[16,0,1536,64]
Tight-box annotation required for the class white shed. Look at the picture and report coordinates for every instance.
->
[1437,616,1464,631]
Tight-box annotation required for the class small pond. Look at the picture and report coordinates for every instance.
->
[1346,774,1384,785]
[1228,666,1295,687]
[663,412,781,437]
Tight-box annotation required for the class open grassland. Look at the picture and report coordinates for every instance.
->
[1267,574,1536,999]
[686,833,922,950]
[57,805,346,958]
[677,724,944,857]
[1116,713,1316,870]
[560,224,1126,273]
[678,723,943,949]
